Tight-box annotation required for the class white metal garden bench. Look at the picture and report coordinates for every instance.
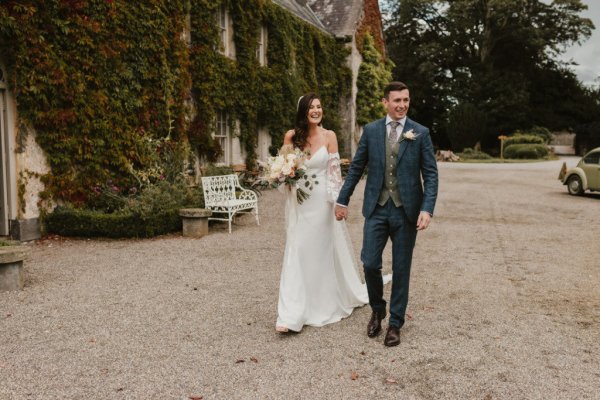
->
[201,174,259,233]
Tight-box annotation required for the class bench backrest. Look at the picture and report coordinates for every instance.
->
[201,175,238,206]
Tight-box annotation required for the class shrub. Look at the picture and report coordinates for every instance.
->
[458,148,493,160]
[504,144,549,159]
[126,180,203,218]
[514,126,552,143]
[202,164,235,177]
[46,180,204,238]
[504,134,545,147]
[45,207,182,238]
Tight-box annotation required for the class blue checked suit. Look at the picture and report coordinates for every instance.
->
[337,117,438,328]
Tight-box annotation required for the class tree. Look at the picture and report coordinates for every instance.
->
[384,0,596,152]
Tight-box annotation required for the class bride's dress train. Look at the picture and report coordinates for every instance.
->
[276,146,388,332]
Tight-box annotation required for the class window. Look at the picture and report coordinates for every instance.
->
[583,152,600,165]
[214,112,231,165]
[257,25,268,66]
[215,5,235,59]
[257,128,271,161]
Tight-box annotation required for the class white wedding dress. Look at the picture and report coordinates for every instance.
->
[276,146,369,332]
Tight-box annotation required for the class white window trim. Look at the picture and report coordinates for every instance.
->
[216,5,236,60]
[257,25,268,66]
[213,112,231,165]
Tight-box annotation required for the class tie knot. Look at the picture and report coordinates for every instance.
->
[389,121,400,130]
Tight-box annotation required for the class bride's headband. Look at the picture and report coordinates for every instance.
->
[297,95,303,111]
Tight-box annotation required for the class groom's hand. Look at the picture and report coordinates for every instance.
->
[335,205,348,220]
[416,211,432,230]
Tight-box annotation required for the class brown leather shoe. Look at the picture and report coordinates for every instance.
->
[384,326,400,347]
[367,311,385,338]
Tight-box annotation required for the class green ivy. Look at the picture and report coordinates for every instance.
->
[356,33,393,126]
[188,0,351,168]
[0,0,351,205]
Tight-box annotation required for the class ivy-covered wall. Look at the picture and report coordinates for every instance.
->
[0,0,351,206]
[188,0,351,168]
[0,1,190,205]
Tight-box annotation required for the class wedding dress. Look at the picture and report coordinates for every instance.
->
[276,146,369,332]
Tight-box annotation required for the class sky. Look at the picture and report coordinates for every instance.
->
[560,0,600,87]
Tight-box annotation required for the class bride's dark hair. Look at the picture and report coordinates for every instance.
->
[293,93,321,150]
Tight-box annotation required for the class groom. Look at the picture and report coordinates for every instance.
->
[335,81,438,346]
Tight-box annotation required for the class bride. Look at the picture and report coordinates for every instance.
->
[276,93,371,333]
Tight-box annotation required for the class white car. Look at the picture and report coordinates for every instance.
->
[559,147,600,195]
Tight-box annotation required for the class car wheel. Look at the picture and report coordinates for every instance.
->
[567,175,584,195]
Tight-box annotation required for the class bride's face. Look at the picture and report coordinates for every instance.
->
[306,99,323,125]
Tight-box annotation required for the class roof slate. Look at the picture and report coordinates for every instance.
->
[272,0,329,33]
[305,0,363,38]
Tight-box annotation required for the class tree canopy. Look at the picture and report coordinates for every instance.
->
[383,0,599,152]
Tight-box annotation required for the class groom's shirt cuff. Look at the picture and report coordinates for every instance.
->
[336,203,347,208]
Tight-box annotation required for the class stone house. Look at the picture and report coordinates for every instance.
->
[0,0,385,240]
[219,0,385,166]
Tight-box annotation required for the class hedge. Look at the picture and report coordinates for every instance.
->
[45,207,182,238]
[504,134,545,147]
[504,144,549,159]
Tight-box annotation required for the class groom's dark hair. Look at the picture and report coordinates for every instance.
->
[384,81,408,99]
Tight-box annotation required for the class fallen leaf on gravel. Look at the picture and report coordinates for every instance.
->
[406,313,413,320]
[189,396,203,400]
[89,338,96,343]
[350,371,359,380]
[423,306,434,311]
[116,388,124,392]
[6,313,11,318]
[250,357,258,363]
[385,378,398,384]
[483,395,492,400]
[235,359,245,364]
[391,359,396,363]
[359,351,366,356]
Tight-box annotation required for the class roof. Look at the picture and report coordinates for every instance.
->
[305,0,364,38]
[272,0,329,33]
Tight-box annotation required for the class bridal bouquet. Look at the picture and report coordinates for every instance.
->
[265,144,317,204]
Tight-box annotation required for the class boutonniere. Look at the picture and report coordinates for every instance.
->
[402,129,417,141]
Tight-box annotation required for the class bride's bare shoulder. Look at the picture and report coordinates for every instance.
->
[284,129,295,144]
[324,129,337,138]
[284,129,296,139]
[323,129,338,152]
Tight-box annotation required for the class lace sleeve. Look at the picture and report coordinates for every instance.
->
[326,152,343,203]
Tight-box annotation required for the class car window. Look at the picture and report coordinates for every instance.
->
[583,152,600,164]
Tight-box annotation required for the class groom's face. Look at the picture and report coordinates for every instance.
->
[383,89,410,121]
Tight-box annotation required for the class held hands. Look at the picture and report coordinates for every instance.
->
[416,211,432,231]
[335,205,348,221]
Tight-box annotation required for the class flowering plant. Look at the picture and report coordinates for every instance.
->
[265,144,317,204]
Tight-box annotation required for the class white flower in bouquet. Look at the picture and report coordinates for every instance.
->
[260,144,318,204]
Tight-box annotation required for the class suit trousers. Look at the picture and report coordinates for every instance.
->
[361,199,418,328]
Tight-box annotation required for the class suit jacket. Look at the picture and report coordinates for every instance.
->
[337,117,438,223]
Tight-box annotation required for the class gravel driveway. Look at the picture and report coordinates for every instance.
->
[1,157,598,399]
